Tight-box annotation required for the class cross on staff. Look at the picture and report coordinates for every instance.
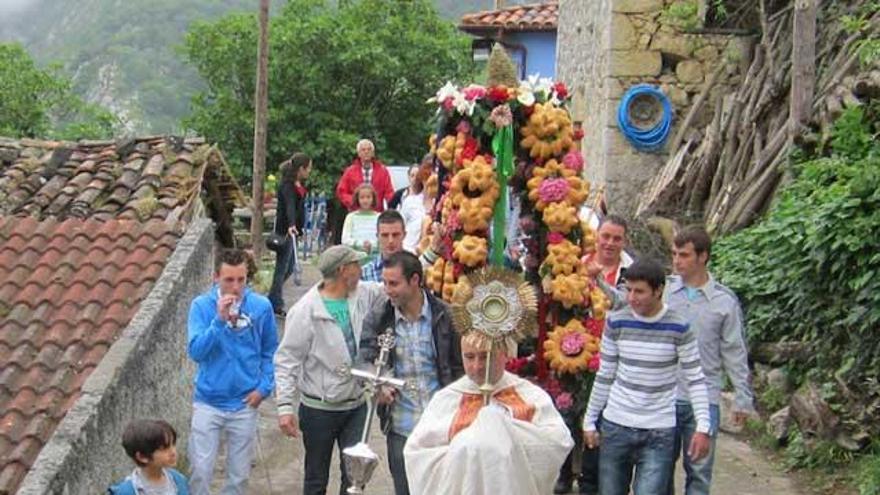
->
[336,329,407,494]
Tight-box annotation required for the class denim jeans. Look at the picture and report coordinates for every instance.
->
[299,403,367,495]
[188,402,259,495]
[666,401,720,495]
[598,420,676,495]
[268,238,297,312]
[386,431,410,495]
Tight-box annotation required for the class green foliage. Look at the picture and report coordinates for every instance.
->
[856,444,880,495]
[784,428,854,470]
[661,0,701,31]
[181,0,474,192]
[713,103,880,419]
[0,42,114,139]
[839,5,880,67]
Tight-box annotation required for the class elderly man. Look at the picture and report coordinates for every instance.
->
[336,138,394,212]
[404,334,573,495]
[357,251,463,495]
[274,245,385,495]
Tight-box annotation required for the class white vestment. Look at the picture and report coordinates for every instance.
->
[404,372,573,495]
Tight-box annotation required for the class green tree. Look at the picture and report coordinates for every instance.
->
[181,0,474,192]
[0,42,115,139]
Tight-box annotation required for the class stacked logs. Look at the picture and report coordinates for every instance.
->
[637,0,880,234]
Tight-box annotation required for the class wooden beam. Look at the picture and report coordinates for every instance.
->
[789,0,817,140]
[250,0,270,261]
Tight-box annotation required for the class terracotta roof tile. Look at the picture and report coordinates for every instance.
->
[460,1,557,32]
[0,217,182,494]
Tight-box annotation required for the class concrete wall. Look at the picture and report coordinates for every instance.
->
[17,218,215,495]
[558,0,752,216]
[506,31,557,78]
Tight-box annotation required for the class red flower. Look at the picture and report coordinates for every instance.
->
[506,356,530,375]
[487,85,510,103]
[584,317,604,338]
[547,232,566,244]
[573,128,585,140]
[553,82,569,100]
[588,354,601,372]
[458,137,479,165]
[555,392,574,411]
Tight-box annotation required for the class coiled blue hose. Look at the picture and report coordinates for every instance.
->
[617,84,673,152]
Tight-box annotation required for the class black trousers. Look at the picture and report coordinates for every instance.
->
[299,403,367,495]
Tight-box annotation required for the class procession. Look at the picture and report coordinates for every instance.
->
[3,1,877,494]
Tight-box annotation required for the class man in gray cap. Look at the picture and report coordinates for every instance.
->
[274,245,386,495]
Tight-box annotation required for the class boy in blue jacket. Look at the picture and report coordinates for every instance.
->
[108,419,188,494]
[187,248,278,495]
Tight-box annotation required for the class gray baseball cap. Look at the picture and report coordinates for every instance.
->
[318,245,366,278]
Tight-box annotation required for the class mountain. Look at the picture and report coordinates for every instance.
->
[0,0,533,134]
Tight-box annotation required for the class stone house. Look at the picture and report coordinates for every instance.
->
[460,1,559,78]
[0,136,246,494]
[557,0,754,214]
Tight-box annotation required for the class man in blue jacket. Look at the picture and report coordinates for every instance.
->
[187,248,278,495]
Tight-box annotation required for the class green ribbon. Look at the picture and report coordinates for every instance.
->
[491,124,514,266]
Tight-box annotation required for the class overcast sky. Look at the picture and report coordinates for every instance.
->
[0,0,37,16]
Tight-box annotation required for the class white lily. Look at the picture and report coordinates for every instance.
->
[453,91,476,116]
[428,81,459,104]
[517,87,536,107]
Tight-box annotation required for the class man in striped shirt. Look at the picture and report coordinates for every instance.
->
[582,259,711,495]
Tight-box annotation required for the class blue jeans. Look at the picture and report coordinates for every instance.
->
[299,403,366,495]
[598,420,676,495]
[188,402,259,495]
[268,237,297,312]
[386,431,410,495]
[667,401,720,495]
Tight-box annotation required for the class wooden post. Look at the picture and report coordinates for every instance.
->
[789,0,816,141]
[251,0,270,261]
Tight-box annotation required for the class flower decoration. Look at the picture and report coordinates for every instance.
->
[547,232,565,245]
[543,202,579,234]
[453,235,489,268]
[489,104,513,128]
[543,239,581,276]
[456,120,472,134]
[562,150,584,173]
[553,82,569,100]
[555,392,574,411]
[463,84,487,101]
[488,85,513,103]
[543,319,600,374]
[537,177,570,204]
[520,102,575,159]
[549,273,587,308]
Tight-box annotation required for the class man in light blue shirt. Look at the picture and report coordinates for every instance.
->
[666,226,756,495]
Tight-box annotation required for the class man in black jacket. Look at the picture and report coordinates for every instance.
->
[357,251,463,495]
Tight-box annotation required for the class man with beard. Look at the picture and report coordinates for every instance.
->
[357,251,463,495]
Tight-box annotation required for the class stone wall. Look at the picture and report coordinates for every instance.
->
[17,219,215,495]
[558,0,753,216]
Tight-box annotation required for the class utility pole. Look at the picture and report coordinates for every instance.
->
[251,0,270,261]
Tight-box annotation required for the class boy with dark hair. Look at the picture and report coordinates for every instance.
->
[108,419,189,494]
[582,259,711,495]
[188,248,278,495]
[666,226,754,495]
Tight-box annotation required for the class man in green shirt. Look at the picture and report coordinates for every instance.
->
[274,245,386,494]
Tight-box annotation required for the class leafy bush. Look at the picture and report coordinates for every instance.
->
[713,103,880,414]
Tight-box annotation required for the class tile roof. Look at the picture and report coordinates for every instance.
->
[0,135,246,494]
[0,136,246,223]
[459,1,558,33]
[0,216,181,494]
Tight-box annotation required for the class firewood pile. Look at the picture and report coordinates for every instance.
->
[637,0,880,234]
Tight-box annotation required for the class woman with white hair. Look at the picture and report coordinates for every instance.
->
[335,138,395,213]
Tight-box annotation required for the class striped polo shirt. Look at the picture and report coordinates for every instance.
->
[583,304,711,433]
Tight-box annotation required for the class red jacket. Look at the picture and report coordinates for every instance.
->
[335,158,394,211]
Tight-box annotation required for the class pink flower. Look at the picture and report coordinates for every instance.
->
[584,317,604,337]
[555,392,574,411]
[561,332,585,356]
[538,177,570,204]
[588,354,601,372]
[463,84,487,101]
[547,232,565,244]
[442,97,455,111]
[563,150,584,173]
[456,120,472,135]
[489,104,513,128]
